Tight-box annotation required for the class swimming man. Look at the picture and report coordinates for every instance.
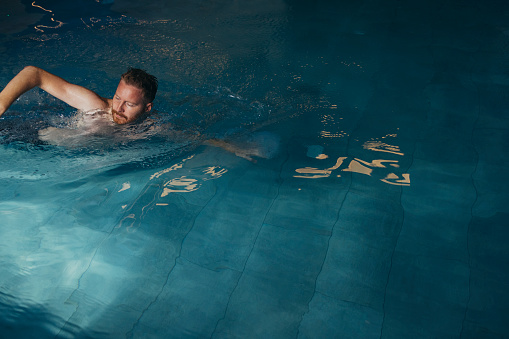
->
[0,66,157,124]
[0,66,277,161]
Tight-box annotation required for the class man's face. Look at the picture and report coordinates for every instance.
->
[111,80,152,124]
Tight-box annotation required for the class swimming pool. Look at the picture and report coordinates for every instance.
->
[1,0,508,338]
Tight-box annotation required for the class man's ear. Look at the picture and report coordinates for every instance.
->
[145,102,153,112]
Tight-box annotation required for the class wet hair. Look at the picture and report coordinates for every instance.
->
[120,68,158,103]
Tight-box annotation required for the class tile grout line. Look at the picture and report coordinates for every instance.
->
[379,168,407,339]
[295,176,352,339]
[55,181,133,338]
[379,84,422,338]
[460,55,482,339]
[294,114,357,339]
[125,183,218,339]
[379,156,413,338]
[210,146,289,338]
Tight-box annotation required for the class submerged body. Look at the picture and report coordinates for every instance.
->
[37,108,279,162]
[37,109,145,147]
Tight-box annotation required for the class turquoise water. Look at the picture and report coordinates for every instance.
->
[1,0,509,338]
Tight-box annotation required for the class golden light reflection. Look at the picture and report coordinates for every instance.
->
[294,142,410,186]
[363,141,403,156]
[203,166,228,180]
[295,156,410,186]
[80,15,130,29]
[151,158,228,199]
[342,159,373,176]
[115,156,230,232]
[161,177,199,196]
[320,130,348,138]
[118,182,131,192]
[362,130,404,155]
[319,111,347,139]
[31,1,51,12]
[381,173,411,186]
[31,1,64,32]
[295,157,347,179]
[158,165,229,197]
[340,60,364,71]
[150,155,194,180]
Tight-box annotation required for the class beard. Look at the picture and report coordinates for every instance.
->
[111,110,129,124]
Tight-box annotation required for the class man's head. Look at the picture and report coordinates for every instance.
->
[112,68,158,124]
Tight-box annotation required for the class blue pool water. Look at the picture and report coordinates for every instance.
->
[1,0,509,338]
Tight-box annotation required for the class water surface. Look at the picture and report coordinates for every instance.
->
[1,0,509,338]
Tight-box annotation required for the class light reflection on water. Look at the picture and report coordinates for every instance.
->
[115,153,229,234]
[297,122,410,185]
[31,1,64,32]
[295,141,410,186]
[294,156,410,186]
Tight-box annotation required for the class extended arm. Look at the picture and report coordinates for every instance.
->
[0,66,109,117]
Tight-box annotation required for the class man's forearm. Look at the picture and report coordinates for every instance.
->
[0,66,41,117]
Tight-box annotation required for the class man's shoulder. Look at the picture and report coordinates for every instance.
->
[103,97,113,109]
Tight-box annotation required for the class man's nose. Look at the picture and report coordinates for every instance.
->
[115,101,125,112]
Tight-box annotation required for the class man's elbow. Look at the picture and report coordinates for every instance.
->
[21,66,43,84]
[23,65,41,75]
[23,65,40,72]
